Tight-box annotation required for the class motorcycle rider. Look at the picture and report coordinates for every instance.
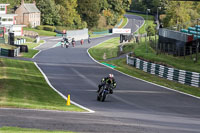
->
[88,35,91,43]
[72,38,75,47]
[65,38,69,48]
[97,74,116,94]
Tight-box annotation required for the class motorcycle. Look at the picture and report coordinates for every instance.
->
[66,42,69,48]
[61,40,65,48]
[88,38,91,43]
[97,84,112,102]
[72,38,75,47]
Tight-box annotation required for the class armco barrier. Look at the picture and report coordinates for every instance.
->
[126,55,200,87]
[14,38,26,45]
[1,48,9,56]
[13,47,20,57]
[0,47,20,57]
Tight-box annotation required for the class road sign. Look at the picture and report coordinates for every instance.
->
[112,28,131,34]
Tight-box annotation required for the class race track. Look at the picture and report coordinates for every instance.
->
[0,14,200,133]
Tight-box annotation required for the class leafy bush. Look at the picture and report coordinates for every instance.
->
[123,43,135,53]
[146,25,156,36]
[43,25,56,32]
[36,26,44,30]
[28,23,32,28]
[55,26,69,31]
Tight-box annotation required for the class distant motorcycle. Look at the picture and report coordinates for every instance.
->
[72,41,75,47]
[72,38,75,47]
[65,42,69,48]
[61,40,65,48]
[97,84,113,102]
[88,38,91,43]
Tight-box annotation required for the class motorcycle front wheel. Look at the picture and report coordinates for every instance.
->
[100,92,106,102]
[97,95,100,101]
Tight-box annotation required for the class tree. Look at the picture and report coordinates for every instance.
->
[130,0,166,13]
[57,0,86,29]
[36,0,60,26]
[146,25,155,40]
[130,0,146,12]
[77,0,101,28]
[99,0,109,12]
[105,0,131,26]
[163,1,191,29]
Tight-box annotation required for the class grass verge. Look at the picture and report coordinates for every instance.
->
[24,28,56,36]
[89,17,127,38]
[88,37,200,98]
[118,17,128,28]
[124,38,200,73]
[0,44,17,50]
[104,58,200,97]
[0,58,85,112]
[88,37,120,60]
[0,127,76,133]
[20,40,45,58]
[90,34,107,38]
[126,12,155,34]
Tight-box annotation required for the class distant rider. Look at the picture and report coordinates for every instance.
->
[88,35,91,43]
[72,38,75,47]
[97,74,117,94]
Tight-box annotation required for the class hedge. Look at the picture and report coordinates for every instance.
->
[43,25,56,32]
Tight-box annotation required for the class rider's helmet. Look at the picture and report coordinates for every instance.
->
[108,74,114,79]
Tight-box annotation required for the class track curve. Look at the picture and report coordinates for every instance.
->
[1,14,200,133]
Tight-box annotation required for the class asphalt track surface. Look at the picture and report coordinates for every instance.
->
[1,15,200,133]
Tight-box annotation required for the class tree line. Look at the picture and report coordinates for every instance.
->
[130,0,200,28]
[1,0,131,29]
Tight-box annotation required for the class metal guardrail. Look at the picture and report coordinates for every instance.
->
[126,55,200,87]
[1,48,9,56]
[0,38,5,44]
[0,47,20,57]
[14,38,26,45]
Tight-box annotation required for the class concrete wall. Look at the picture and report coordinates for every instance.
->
[65,28,88,41]
[159,28,188,42]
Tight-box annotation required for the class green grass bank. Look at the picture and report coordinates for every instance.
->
[0,58,85,112]
[126,12,155,34]
[20,40,44,58]
[24,28,56,36]
[0,127,76,133]
[88,37,200,98]
[88,37,120,60]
